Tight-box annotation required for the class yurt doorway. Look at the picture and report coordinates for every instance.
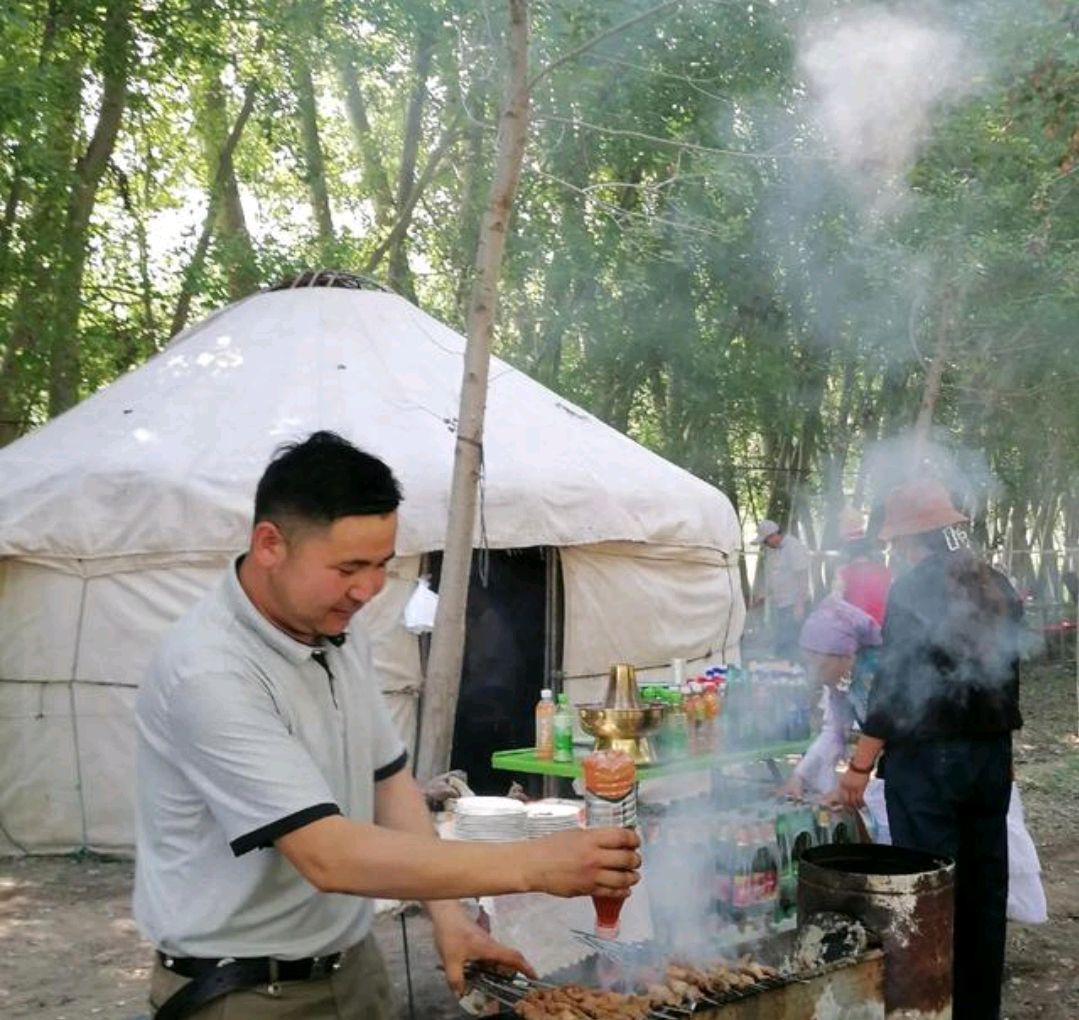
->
[427,547,561,794]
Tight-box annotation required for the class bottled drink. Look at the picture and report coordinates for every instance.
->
[730,818,755,921]
[752,816,780,917]
[713,819,735,919]
[583,750,637,937]
[664,689,689,759]
[553,693,574,763]
[681,684,699,754]
[814,805,832,846]
[831,808,857,844]
[701,681,720,755]
[534,688,555,760]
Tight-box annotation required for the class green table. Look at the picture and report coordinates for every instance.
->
[491,739,810,781]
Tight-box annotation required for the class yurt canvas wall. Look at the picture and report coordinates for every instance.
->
[0,283,743,853]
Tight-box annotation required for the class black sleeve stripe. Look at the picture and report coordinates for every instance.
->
[374,750,409,782]
[230,802,342,857]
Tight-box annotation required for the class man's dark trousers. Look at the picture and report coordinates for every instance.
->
[883,734,1012,1020]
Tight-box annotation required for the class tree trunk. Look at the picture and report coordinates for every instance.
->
[387,29,435,300]
[416,0,530,781]
[453,83,489,320]
[912,328,948,456]
[0,9,83,445]
[197,70,259,302]
[0,175,24,288]
[292,55,335,252]
[335,47,395,227]
[820,352,857,547]
[913,280,967,457]
[0,1,65,290]
[110,164,157,365]
[170,82,258,339]
[46,0,134,417]
[363,113,462,275]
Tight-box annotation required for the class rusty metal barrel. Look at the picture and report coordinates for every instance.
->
[798,843,954,1020]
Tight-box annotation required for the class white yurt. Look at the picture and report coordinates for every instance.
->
[0,275,744,854]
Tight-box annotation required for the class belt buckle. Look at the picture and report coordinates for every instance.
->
[308,954,340,979]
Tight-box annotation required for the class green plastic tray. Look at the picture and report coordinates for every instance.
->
[490,739,810,780]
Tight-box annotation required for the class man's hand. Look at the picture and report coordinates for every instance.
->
[523,827,641,899]
[838,766,870,809]
[429,902,535,997]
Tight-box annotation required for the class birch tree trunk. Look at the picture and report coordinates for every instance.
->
[416,0,530,780]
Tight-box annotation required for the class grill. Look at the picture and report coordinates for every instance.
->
[464,924,886,1020]
[469,966,794,1018]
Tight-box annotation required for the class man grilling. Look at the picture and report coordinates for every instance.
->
[134,431,640,1020]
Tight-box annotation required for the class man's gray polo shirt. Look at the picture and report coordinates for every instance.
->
[133,560,406,959]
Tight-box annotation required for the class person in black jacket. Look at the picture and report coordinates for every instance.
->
[839,479,1023,1020]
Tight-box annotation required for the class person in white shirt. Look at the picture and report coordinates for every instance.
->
[753,519,811,658]
[135,431,640,1020]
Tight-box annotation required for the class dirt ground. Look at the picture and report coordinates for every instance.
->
[1,661,1076,1019]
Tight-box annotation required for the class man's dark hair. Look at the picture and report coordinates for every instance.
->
[254,431,402,527]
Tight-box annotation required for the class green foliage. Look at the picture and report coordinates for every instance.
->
[0,0,1077,553]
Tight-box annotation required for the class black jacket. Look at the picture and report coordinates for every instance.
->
[862,551,1023,743]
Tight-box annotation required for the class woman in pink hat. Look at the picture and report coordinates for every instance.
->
[839,479,1023,1020]
[783,593,882,800]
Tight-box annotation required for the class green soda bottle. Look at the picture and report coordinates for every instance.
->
[553,693,575,763]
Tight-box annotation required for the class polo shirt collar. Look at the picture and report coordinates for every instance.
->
[222,556,346,664]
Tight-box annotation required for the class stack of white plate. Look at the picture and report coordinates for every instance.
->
[452,796,527,842]
[525,799,584,838]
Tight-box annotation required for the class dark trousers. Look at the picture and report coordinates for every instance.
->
[883,734,1012,1020]
[772,605,800,659]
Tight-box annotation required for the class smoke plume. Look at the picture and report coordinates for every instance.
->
[797,7,972,217]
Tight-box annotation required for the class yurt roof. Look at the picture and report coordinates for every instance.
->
[0,287,739,562]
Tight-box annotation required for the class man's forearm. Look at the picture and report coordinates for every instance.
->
[849,736,884,772]
[374,768,440,839]
[278,814,533,900]
[373,769,467,919]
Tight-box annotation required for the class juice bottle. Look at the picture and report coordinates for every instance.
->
[683,683,700,754]
[582,749,637,938]
[534,688,555,760]
[553,693,574,763]
[701,681,720,755]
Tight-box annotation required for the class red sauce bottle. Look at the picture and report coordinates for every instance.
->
[582,749,637,938]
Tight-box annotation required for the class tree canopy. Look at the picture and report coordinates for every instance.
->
[1,0,1077,588]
